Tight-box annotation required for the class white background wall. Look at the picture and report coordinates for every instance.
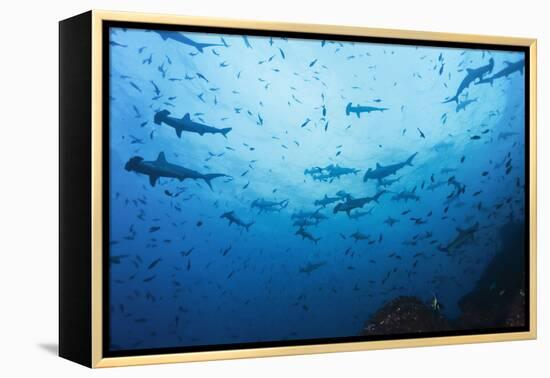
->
[0,0,547,376]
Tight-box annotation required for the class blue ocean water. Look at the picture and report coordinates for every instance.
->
[108,27,525,351]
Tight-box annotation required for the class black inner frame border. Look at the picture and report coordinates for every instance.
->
[102,19,531,358]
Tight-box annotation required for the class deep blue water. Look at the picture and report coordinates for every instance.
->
[108,26,525,351]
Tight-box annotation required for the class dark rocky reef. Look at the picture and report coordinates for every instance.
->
[362,221,526,336]
[362,296,450,335]
[456,221,526,329]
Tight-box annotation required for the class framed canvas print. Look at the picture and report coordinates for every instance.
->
[59,10,537,368]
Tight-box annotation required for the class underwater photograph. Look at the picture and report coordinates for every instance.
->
[106,25,528,354]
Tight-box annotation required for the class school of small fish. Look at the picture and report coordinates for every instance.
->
[107,26,526,351]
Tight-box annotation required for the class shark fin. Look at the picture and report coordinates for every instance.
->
[442,95,459,104]
[176,127,183,138]
[376,163,381,168]
[156,152,167,163]
[221,128,232,138]
[182,113,191,122]
[148,175,159,187]
[202,173,226,190]
[406,152,418,166]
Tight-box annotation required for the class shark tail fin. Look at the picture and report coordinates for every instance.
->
[154,110,170,125]
[442,95,459,104]
[374,190,386,202]
[406,152,418,166]
[202,174,226,190]
[362,169,372,183]
[196,43,223,53]
[221,127,232,138]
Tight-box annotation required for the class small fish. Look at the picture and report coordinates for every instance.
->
[148,258,162,270]
[242,36,252,49]
[431,294,444,311]
[110,40,127,48]
[196,72,209,82]
[221,246,232,256]
[142,54,153,65]
[129,82,142,92]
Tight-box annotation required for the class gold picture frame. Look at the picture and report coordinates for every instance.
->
[59,10,537,368]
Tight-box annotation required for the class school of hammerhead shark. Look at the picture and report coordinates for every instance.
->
[122,29,524,253]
